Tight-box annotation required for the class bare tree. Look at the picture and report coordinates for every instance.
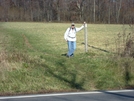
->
[53,0,62,21]
[108,0,112,24]
[45,0,53,21]
[115,0,122,23]
[29,0,33,21]
[76,0,85,21]
[93,0,96,23]
[0,0,10,21]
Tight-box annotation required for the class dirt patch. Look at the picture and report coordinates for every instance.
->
[22,34,34,50]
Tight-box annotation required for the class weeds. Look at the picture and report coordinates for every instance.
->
[114,24,134,88]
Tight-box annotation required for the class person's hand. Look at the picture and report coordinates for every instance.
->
[84,22,87,27]
[65,39,68,42]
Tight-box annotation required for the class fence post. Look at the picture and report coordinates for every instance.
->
[84,22,88,52]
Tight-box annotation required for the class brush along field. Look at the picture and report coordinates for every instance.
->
[0,22,133,95]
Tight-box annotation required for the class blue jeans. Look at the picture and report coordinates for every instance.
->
[67,41,76,56]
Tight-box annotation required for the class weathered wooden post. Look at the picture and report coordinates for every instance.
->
[84,22,88,52]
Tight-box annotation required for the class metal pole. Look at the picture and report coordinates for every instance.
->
[84,23,88,52]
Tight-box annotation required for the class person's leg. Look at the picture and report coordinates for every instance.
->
[67,41,72,56]
[71,41,76,56]
[67,41,76,57]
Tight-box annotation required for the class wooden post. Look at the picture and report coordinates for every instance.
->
[84,23,88,52]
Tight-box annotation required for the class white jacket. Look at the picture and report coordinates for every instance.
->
[64,25,84,41]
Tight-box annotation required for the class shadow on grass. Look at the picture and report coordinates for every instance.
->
[88,45,110,53]
[45,59,85,91]
[124,62,134,89]
[82,42,110,53]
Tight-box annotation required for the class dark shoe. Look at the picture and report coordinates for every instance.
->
[61,53,67,56]
[66,54,74,58]
[66,55,70,58]
[70,53,74,56]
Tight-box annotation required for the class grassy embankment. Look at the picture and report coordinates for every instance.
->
[0,22,133,95]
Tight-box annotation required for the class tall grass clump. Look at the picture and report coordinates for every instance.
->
[113,24,134,88]
[0,50,48,94]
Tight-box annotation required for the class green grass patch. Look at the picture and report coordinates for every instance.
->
[0,22,134,95]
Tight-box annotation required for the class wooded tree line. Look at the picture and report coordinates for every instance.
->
[0,0,134,24]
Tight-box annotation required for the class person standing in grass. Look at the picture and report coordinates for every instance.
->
[64,22,87,57]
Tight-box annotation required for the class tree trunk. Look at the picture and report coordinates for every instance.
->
[93,0,95,23]
[116,0,122,23]
[108,1,111,24]
[37,1,40,21]
[57,0,61,22]
[30,0,33,21]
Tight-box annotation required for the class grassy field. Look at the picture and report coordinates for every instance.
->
[0,22,134,95]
